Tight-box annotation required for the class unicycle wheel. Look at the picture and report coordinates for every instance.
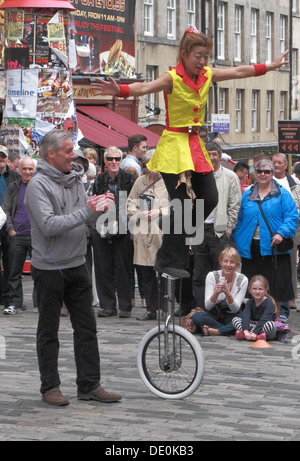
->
[137,325,205,399]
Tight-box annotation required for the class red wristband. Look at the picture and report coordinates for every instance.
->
[116,84,130,98]
[253,63,267,77]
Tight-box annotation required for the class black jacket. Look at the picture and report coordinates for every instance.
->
[93,169,135,197]
[93,170,135,235]
[2,176,23,234]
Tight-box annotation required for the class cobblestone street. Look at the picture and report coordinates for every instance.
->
[1,275,300,442]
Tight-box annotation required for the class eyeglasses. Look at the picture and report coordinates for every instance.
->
[106,157,121,162]
[256,169,272,175]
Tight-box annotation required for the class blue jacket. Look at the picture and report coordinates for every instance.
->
[232,180,299,259]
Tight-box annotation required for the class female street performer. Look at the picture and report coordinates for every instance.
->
[91,28,289,278]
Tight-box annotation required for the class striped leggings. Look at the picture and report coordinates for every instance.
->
[232,317,277,340]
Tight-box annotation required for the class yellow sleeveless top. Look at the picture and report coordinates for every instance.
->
[147,63,213,175]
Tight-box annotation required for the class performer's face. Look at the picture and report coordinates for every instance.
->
[182,46,209,78]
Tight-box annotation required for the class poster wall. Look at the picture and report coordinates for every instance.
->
[1,8,77,157]
[69,0,136,77]
[0,0,5,68]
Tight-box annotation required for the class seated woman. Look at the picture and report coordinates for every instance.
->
[232,275,277,341]
[192,246,248,336]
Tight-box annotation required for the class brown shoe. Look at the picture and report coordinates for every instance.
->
[78,386,122,403]
[42,388,70,406]
[119,311,131,318]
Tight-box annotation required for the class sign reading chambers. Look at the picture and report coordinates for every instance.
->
[278,120,300,155]
[70,0,136,76]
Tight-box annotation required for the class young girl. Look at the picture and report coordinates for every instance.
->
[232,275,277,341]
[192,246,248,336]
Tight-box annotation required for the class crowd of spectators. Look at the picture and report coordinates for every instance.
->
[1,135,300,337]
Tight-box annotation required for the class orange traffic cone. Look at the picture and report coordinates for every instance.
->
[251,340,272,348]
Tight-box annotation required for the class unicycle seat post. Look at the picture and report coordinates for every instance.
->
[161,274,178,329]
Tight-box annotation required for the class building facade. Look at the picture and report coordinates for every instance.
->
[135,0,296,161]
[292,0,300,121]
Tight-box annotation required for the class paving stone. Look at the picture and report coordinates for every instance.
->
[1,275,300,441]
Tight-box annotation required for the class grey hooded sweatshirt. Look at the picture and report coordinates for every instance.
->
[24,158,97,271]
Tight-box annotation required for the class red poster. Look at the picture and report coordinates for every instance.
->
[69,0,136,77]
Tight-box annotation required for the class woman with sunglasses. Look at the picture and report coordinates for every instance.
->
[92,28,289,279]
[233,159,298,312]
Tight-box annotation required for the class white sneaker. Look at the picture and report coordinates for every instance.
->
[3,306,22,315]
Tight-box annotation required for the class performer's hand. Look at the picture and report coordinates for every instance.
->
[91,76,120,96]
[269,50,289,70]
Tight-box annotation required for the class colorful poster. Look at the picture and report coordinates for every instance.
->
[4,69,39,119]
[4,48,30,70]
[0,0,5,68]
[70,0,136,76]
[7,9,24,41]
[47,11,67,56]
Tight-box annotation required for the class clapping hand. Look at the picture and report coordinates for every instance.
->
[87,193,115,213]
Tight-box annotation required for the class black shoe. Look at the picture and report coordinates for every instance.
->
[154,263,190,279]
[136,312,157,321]
[119,311,131,318]
[97,309,117,318]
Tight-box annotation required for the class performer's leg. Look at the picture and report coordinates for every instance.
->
[155,173,190,275]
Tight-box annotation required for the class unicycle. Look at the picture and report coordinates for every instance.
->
[137,273,205,399]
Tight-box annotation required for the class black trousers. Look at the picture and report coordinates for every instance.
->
[155,171,218,271]
[7,235,34,308]
[32,264,100,395]
[137,265,166,313]
[90,229,132,312]
[241,240,294,302]
[0,230,10,306]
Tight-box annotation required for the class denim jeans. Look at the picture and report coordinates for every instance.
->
[31,264,100,395]
[192,310,236,336]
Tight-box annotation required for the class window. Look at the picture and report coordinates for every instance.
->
[280,92,288,120]
[217,2,226,59]
[236,89,243,133]
[144,0,154,36]
[167,0,176,39]
[219,88,227,114]
[251,90,259,132]
[146,66,157,115]
[187,0,196,28]
[292,49,298,79]
[205,0,212,36]
[250,9,258,63]
[266,12,273,64]
[266,91,274,132]
[234,6,242,62]
[279,15,287,54]
[292,50,299,110]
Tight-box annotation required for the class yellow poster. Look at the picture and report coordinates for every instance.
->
[47,11,67,56]
[7,10,24,41]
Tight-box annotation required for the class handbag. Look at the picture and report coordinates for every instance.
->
[181,307,204,334]
[139,177,161,211]
[257,202,293,252]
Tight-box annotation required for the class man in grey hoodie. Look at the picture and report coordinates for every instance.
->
[25,129,122,407]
